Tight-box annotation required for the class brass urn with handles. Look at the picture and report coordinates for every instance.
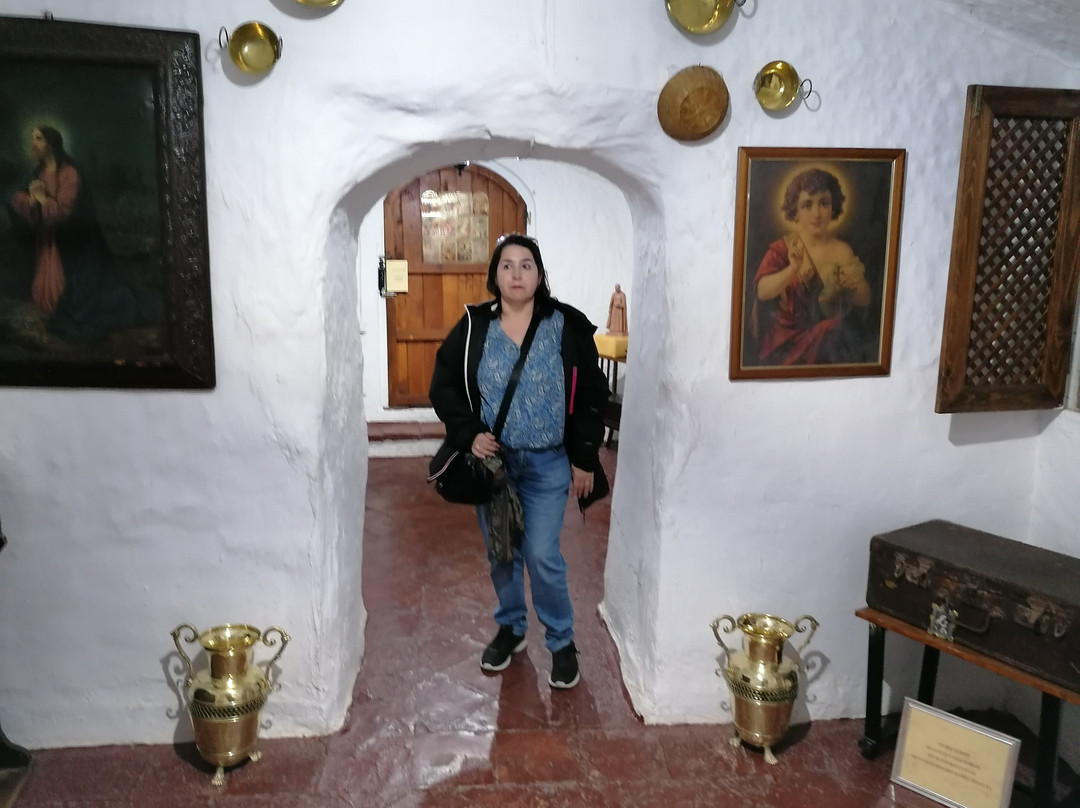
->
[710,613,818,764]
[171,623,290,785]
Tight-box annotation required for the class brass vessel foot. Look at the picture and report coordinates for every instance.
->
[212,766,226,787]
[730,733,778,765]
[250,750,262,763]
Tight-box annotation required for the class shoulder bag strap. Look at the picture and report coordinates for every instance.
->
[492,311,541,440]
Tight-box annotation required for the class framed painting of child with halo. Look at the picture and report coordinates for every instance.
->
[729,147,906,380]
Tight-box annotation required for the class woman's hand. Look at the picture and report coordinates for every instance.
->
[570,466,594,499]
[471,432,499,459]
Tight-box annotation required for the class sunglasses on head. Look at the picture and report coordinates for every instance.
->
[495,232,538,246]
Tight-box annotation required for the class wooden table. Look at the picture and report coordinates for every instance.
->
[595,348,624,447]
[857,606,1079,807]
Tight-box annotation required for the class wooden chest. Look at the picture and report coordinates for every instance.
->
[866,519,1080,692]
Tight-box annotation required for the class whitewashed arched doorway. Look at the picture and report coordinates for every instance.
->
[360,157,635,428]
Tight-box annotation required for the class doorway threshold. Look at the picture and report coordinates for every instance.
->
[368,421,444,458]
[368,421,445,442]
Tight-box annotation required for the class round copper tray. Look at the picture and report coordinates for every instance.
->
[657,65,729,141]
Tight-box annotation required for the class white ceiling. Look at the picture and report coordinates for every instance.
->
[933,0,1080,66]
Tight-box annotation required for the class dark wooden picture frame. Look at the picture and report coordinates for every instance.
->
[0,16,213,388]
[730,147,905,380]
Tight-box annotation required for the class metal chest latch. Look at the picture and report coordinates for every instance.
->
[928,603,958,641]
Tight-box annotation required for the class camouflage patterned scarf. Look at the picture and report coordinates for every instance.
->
[483,454,524,563]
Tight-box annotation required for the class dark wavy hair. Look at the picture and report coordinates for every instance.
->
[781,168,845,221]
[36,126,72,167]
[485,234,552,307]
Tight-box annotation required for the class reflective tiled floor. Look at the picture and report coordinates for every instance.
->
[3,451,1004,807]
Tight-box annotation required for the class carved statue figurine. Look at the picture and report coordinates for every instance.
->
[606,284,628,336]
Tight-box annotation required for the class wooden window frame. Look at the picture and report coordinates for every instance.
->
[936,85,1080,413]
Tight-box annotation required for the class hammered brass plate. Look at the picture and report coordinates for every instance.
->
[753,60,800,111]
[666,0,737,34]
[657,66,729,141]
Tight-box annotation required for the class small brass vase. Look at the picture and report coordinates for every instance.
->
[710,613,818,764]
[171,623,290,785]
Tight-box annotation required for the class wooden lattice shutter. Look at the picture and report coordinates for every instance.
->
[936,85,1080,413]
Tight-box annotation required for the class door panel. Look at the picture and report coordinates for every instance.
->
[384,165,527,407]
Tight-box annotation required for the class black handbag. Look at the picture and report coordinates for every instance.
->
[428,313,540,504]
[426,441,500,505]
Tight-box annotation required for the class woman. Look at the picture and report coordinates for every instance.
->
[429,234,610,689]
[752,168,871,365]
[8,125,157,342]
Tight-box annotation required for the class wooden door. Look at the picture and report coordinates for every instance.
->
[384,164,527,407]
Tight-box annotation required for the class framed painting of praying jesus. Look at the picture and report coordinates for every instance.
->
[0,15,214,388]
[729,147,905,380]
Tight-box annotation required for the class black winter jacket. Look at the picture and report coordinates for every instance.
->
[429,297,611,509]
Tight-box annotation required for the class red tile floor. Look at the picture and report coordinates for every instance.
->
[5,451,1063,807]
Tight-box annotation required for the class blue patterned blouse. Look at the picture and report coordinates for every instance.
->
[478,310,566,449]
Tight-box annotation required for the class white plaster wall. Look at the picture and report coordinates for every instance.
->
[360,159,633,424]
[1016,414,1080,762]
[0,0,1076,770]
[0,0,379,747]
[598,0,1080,768]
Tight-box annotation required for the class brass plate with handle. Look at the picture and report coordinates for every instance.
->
[219,22,282,75]
[666,0,744,34]
[753,60,812,111]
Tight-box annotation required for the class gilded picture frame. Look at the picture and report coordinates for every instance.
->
[730,147,905,380]
[0,16,213,388]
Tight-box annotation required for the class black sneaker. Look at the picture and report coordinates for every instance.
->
[480,625,526,672]
[548,642,580,689]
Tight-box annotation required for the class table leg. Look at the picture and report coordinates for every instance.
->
[859,623,886,759]
[599,358,616,395]
[1034,693,1061,808]
[599,358,614,446]
[916,646,939,705]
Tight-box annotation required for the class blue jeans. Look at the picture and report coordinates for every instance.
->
[477,446,573,652]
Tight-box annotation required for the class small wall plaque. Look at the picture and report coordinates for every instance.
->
[385,260,409,294]
[891,698,1020,808]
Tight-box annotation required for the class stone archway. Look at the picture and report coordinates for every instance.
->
[322,136,668,724]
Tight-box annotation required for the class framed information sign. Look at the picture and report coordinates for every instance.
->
[891,699,1020,808]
